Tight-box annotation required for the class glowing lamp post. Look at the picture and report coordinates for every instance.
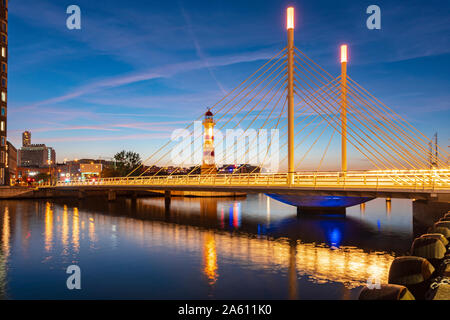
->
[287,7,295,184]
[340,44,348,173]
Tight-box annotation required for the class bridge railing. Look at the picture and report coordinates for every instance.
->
[51,169,450,191]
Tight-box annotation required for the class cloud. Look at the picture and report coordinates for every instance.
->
[16,49,277,110]
[178,1,227,94]
[8,120,192,135]
[41,133,171,143]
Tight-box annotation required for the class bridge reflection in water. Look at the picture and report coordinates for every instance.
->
[0,195,410,299]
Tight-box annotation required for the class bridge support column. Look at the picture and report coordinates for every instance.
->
[412,200,450,236]
[108,190,117,202]
[77,190,85,200]
[286,7,295,185]
[340,45,348,173]
[164,190,171,212]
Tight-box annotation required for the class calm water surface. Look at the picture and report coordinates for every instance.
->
[0,194,415,299]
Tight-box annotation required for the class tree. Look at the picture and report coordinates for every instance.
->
[101,166,120,178]
[112,150,142,177]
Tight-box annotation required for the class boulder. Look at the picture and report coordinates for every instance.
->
[388,256,435,300]
[420,233,449,246]
[435,221,450,230]
[359,284,415,300]
[411,237,446,269]
[427,226,450,239]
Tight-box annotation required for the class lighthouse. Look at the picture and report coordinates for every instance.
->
[201,109,217,175]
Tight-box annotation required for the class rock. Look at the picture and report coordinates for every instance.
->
[388,256,435,300]
[411,237,446,260]
[411,237,446,269]
[427,226,450,239]
[425,280,450,300]
[432,284,450,300]
[435,221,450,230]
[444,264,450,277]
[420,233,449,246]
[359,284,415,300]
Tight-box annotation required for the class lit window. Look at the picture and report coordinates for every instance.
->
[1,47,4,58]
[1,91,5,102]
[0,121,4,131]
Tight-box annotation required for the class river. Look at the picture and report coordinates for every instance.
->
[0,194,415,299]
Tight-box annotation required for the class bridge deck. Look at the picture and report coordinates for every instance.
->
[46,170,450,201]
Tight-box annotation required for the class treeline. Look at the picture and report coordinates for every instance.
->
[101,150,143,177]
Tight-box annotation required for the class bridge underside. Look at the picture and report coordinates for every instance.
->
[47,184,448,202]
[266,193,374,215]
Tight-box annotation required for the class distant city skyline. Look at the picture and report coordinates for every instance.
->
[6,0,450,166]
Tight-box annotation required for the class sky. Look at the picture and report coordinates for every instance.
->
[6,0,450,165]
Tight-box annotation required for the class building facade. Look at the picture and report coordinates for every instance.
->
[18,131,56,168]
[0,0,7,185]
[19,144,56,167]
[6,140,16,184]
[22,131,31,147]
[17,166,51,183]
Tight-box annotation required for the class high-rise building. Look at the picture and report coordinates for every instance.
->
[0,0,7,185]
[6,140,16,184]
[18,131,56,168]
[19,144,56,168]
[22,131,31,147]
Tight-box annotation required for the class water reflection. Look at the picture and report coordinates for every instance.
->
[45,202,53,252]
[73,208,79,254]
[203,233,218,286]
[0,195,415,299]
[62,205,69,253]
[386,199,392,216]
[0,207,9,299]
[88,216,96,248]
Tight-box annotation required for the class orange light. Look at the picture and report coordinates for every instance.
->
[287,7,294,29]
[340,44,348,63]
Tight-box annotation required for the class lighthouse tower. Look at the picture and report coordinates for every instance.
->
[201,109,217,175]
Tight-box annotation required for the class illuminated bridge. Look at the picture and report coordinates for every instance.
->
[42,8,449,213]
[54,170,449,199]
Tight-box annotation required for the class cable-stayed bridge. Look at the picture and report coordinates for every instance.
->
[43,8,449,213]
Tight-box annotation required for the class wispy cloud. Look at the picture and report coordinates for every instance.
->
[178,1,227,94]
[41,133,171,143]
[16,49,276,110]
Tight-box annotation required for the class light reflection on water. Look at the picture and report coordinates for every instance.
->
[0,194,415,299]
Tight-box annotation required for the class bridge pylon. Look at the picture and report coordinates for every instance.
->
[287,7,295,184]
[340,44,348,173]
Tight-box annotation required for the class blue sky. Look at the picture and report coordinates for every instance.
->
[7,0,450,165]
